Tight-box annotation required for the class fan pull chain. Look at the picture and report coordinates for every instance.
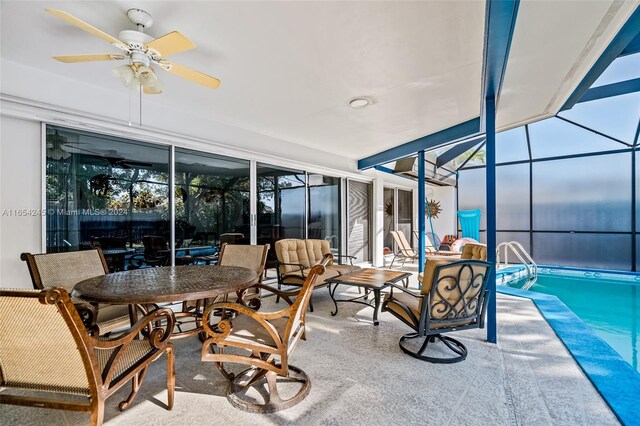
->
[128,85,132,126]
[139,83,143,127]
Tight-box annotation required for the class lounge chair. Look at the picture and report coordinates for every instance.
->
[389,230,419,267]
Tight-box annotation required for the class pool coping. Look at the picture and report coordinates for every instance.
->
[497,285,640,425]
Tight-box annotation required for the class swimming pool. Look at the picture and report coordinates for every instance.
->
[507,270,640,373]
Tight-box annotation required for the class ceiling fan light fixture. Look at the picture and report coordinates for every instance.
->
[112,64,136,87]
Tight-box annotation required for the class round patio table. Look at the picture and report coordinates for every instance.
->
[73,265,257,338]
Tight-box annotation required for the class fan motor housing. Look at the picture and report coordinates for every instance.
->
[118,30,153,50]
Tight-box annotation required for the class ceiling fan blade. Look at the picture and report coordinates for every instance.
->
[143,86,162,95]
[45,8,124,47]
[53,53,126,63]
[145,31,195,58]
[161,61,220,90]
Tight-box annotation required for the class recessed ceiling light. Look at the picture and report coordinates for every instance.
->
[349,97,373,108]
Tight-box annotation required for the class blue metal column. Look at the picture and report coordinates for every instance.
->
[418,151,426,275]
[486,97,497,343]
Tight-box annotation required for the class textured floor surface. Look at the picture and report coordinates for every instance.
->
[0,267,619,425]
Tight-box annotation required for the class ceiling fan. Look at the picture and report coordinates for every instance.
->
[46,8,220,94]
[95,150,153,169]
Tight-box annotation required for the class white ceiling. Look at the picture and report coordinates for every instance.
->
[0,1,638,163]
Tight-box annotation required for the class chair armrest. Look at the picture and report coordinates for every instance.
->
[275,261,308,283]
[71,298,97,329]
[91,307,175,350]
[386,283,423,299]
[332,254,356,265]
[202,301,291,346]
[90,307,175,385]
[253,283,301,305]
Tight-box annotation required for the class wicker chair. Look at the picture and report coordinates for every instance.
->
[382,259,493,363]
[201,253,333,413]
[0,287,175,426]
[21,249,131,335]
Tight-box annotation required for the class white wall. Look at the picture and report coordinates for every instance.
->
[428,185,456,238]
[0,116,42,288]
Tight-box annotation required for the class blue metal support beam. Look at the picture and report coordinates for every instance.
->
[562,7,640,111]
[357,118,480,170]
[574,77,640,105]
[486,97,497,344]
[435,135,486,168]
[417,151,426,275]
[481,0,520,121]
[620,32,640,57]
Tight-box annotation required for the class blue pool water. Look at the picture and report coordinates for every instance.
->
[508,273,640,373]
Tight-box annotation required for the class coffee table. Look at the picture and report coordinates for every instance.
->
[326,269,411,326]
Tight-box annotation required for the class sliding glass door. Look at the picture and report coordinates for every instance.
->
[174,148,250,261]
[308,174,341,256]
[45,125,170,255]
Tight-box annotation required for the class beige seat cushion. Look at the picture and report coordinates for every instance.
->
[460,243,487,261]
[275,239,331,274]
[383,291,421,327]
[281,267,340,286]
[222,315,290,348]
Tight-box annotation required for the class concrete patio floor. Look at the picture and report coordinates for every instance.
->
[1,267,619,425]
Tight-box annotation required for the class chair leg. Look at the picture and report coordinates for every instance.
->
[166,346,175,410]
[90,397,105,426]
[398,332,468,364]
[119,367,148,410]
[276,282,281,304]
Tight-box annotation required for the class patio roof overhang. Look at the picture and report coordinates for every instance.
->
[358,2,640,172]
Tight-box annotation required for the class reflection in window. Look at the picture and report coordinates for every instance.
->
[397,189,413,247]
[174,148,250,260]
[308,175,341,256]
[45,125,169,260]
[257,164,306,268]
[383,188,395,251]
[347,180,372,263]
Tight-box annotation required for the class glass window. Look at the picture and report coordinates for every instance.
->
[558,92,640,144]
[257,163,306,268]
[496,127,529,164]
[528,117,623,159]
[532,154,631,232]
[174,148,250,262]
[347,180,372,263]
[457,168,486,230]
[308,174,341,256]
[45,125,169,270]
[532,233,631,271]
[497,164,529,230]
[497,232,531,257]
[383,188,395,251]
[592,52,640,87]
[397,189,413,247]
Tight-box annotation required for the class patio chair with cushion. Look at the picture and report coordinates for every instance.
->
[382,258,492,363]
[0,287,175,426]
[21,249,131,335]
[201,254,333,413]
[274,238,359,311]
[216,243,270,308]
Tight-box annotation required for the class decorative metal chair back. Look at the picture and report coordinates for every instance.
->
[391,230,417,257]
[21,249,108,292]
[0,289,93,395]
[424,260,491,331]
[217,243,269,283]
